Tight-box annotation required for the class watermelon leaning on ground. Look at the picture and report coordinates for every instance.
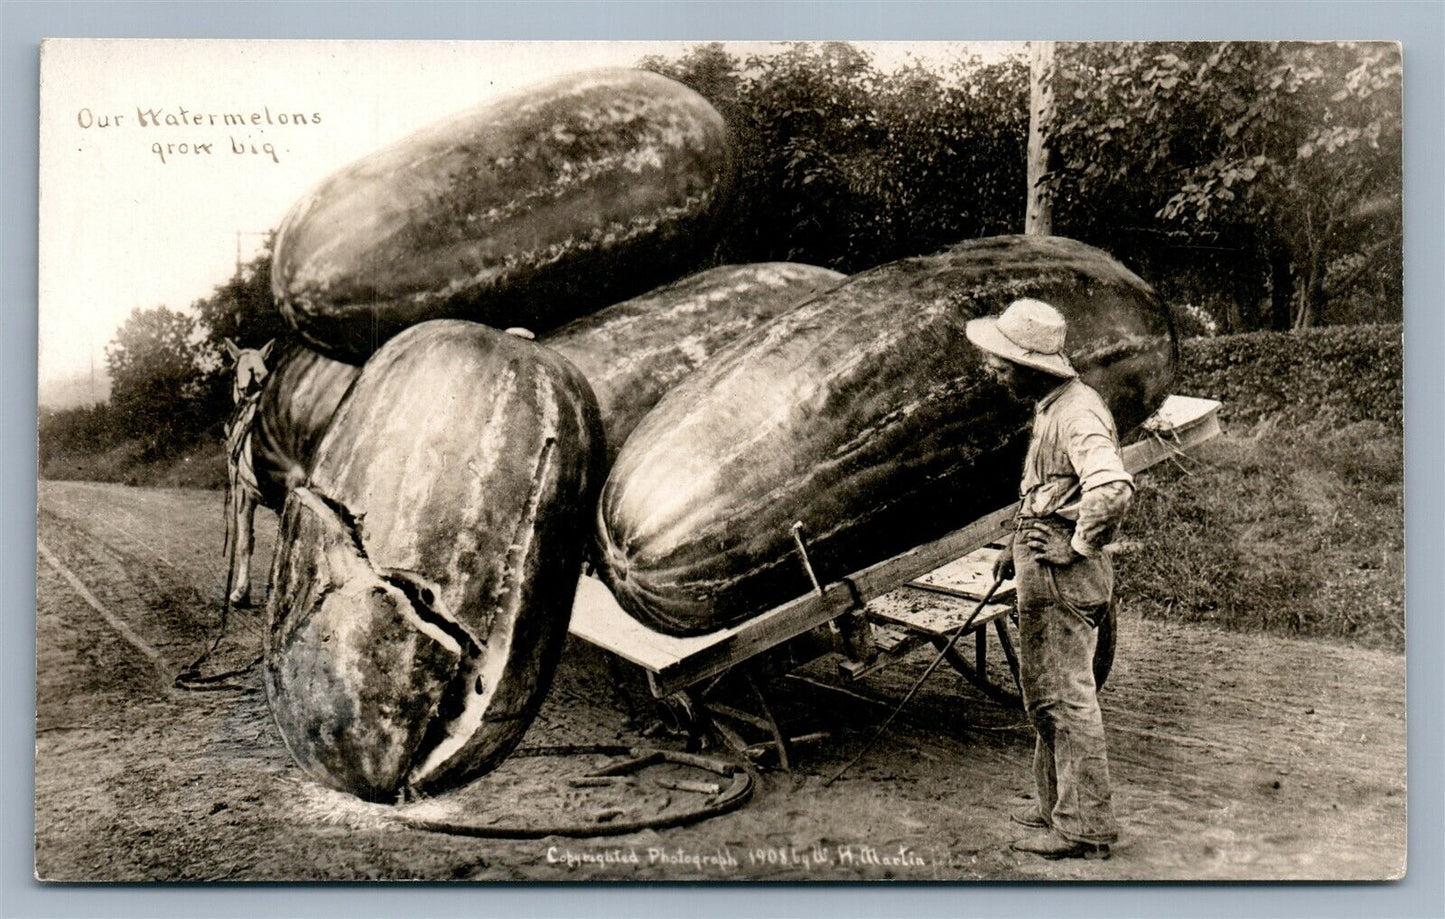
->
[264,320,604,800]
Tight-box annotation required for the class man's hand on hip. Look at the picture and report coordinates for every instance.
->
[1021,520,1078,566]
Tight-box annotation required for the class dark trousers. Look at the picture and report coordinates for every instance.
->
[1015,534,1119,845]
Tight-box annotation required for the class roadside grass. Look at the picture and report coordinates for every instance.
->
[41,438,226,490]
[1116,418,1404,653]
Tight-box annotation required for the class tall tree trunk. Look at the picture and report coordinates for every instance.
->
[1296,210,1337,329]
[1295,250,1327,329]
[1025,41,1055,236]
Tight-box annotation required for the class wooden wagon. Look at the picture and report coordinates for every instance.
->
[569,395,1222,768]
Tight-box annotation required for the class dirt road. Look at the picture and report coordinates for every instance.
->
[34,480,1406,881]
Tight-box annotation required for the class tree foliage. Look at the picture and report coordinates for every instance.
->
[1178,323,1402,426]
[643,41,1400,333]
[50,43,1403,480]
[193,234,288,355]
[104,306,209,458]
[1046,41,1401,330]
[642,42,1028,273]
[87,241,287,462]
[38,404,121,464]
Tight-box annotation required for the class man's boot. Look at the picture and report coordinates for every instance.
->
[1010,831,1111,860]
[1010,804,1050,829]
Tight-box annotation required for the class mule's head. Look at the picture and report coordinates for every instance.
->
[225,338,276,403]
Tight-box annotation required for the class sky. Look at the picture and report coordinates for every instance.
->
[37,38,1023,403]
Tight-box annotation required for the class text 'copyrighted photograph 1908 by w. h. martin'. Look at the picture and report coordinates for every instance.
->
[36,38,1404,881]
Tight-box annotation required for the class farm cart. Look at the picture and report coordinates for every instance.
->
[569,395,1222,769]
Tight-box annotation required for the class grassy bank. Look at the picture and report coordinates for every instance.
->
[1117,417,1404,653]
[40,436,227,490]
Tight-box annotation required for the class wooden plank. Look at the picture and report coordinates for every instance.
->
[646,503,1020,695]
[569,574,735,674]
[1141,394,1222,433]
[867,595,1013,638]
[572,500,1016,696]
[835,629,926,682]
[868,622,917,654]
[1126,409,1222,474]
[909,546,1016,602]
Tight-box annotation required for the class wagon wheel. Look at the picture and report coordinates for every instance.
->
[1092,603,1118,690]
[930,623,1024,710]
[932,604,1117,710]
[656,689,707,750]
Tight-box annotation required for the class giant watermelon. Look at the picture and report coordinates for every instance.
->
[595,236,1178,635]
[544,262,845,463]
[265,320,604,800]
[272,68,736,363]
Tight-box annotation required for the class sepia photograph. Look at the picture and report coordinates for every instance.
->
[35,37,1405,882]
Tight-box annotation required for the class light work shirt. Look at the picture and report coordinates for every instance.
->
[1018,378,1135,557]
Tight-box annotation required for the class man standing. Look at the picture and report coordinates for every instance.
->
[965,298,1135,860]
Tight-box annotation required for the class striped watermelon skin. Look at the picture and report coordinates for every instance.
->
[265,320,604,800]
[543,263,845,463]
[595,236,1178,636]
[272,68,736,363]
[251,343,360,509]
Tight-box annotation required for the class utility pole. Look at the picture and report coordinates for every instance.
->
[229,230,272,346]
[1025,40,1056,236]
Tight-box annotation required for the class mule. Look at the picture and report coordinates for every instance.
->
[221,337,275,607]
[175,337,274,689]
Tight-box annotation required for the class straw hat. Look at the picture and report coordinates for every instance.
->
[965,298,1077,378]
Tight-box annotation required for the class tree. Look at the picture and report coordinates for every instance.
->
[39,403,122,469]
[104,306,208,458]
[1046,41,1401,331]
[643,42,1401,331]
[642,43,1029,274]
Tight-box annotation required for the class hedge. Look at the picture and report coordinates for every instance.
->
[1174,323,1402,427]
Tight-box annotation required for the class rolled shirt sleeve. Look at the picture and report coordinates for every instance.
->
[1071,480,1134,556]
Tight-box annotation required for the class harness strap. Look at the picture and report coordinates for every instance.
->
[225,392,263,501]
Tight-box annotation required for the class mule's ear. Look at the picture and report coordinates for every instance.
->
[259,339,276,361]
[224,338,241,360]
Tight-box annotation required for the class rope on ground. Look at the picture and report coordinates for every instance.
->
[390,745,757,839]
